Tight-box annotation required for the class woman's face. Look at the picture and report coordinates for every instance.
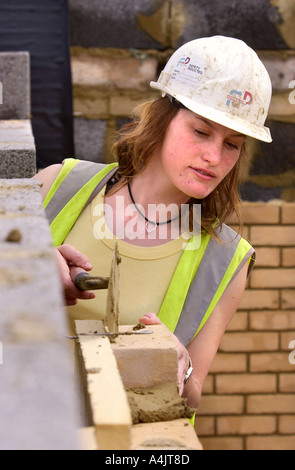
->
[158,109,246,200]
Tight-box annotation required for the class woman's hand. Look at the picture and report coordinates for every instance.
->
[139,313,192,397]
[55,244,96,306]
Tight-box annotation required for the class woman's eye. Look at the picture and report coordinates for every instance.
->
[226,142,239,150]
[195,129,208,136]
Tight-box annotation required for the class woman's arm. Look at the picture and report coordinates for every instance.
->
[33,164,63,201]
[33,165,96,305]
[183,262,249,408]
[140,261,249,409]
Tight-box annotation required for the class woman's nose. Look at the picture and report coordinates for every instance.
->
[201,142,223,166]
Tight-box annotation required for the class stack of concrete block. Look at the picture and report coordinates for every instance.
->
[76,320,203,451]
[0,51,36,178]
[0,180,80,449]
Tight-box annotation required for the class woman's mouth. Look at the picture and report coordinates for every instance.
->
[190,167,216,181]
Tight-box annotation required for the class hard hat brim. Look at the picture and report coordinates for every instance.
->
[150,82,272,143]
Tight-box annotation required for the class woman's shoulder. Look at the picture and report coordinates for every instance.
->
[33,164,63,201]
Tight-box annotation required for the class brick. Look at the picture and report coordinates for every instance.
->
[197,396,244,416]
[217,416,276,436]
[175,0,288,50]
[247,435,295,451]
[250,353,294,373]
[71,52,158,92]
[283,248,295,267]
[219,332,279,352]
[282,290,295,309]
[247,122,295,194]
[279,416,295,434]
[279,374,295,393]
[250,269,295,288]
[75,320,132,450]
[269,90,295,122]
[210,353,247,373]
[251,226,295,246]
[74,118,107,163]
[281,332,295,350]
[131,419,203,450]
[195,416,215,437]
[0,52,30,119]
[247,394,295,414]
[216,374,277,395]
[0,181,79,450]
[250,311,295,331]
[80,421,204,451]
[73,89,109,119]
[282,203,295,224]
[109,92,156,117]
[239,289,280,310]
[227,312,248,331]
[0,120,36,178]
[230,203,280,225]
[261,53,295,92]
[201,437,243,451]
[255,247,280,267]
[202,375,214,394]
[69,0,167,49]
[241,182,282,203]
[111,324,178,388]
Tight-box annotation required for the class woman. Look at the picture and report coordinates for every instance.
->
[35,36,272,410]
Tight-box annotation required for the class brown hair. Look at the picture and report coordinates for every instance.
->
[111,97,246,240]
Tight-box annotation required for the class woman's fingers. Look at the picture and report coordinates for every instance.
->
[139,313,191,395]
[56,244,93,271]
[139,313,162,325]
[55,245,95,306]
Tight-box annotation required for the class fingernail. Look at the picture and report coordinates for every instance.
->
[85,262,93,270]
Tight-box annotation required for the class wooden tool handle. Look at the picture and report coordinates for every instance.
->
[75,272,109,291]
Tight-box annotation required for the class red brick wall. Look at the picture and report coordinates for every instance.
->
[195,202,295,450]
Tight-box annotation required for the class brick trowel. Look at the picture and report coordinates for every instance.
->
[74,242,152,336]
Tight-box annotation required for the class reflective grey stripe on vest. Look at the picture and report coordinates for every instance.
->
[174,225,252,347]
[45,161,117,224]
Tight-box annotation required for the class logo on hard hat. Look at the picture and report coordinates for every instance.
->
[226,90,253,107]
[177,57,191,67]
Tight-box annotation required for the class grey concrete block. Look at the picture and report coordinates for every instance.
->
[0,120,36,178]
[0,180,80,450]
[69,0,166,49]
[0,52,31,120]
[174,0,289,50]
[74,118,107,163]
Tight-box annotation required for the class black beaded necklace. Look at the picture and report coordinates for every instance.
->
[127,183,179,233]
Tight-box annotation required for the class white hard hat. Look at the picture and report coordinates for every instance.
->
[150,36,272,143]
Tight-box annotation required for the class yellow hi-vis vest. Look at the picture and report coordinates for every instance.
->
[44,158,255,346]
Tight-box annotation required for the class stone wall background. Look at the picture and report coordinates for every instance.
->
[69,0,295,202]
